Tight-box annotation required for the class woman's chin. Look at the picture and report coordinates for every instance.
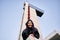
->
[29,26,32,28]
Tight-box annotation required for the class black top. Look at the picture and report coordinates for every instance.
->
[22,27,40,40]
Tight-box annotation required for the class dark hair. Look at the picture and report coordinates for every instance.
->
[26,19,34,29]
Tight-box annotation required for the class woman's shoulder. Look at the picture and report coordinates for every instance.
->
[22,29,27,33]
[33,27,38,31]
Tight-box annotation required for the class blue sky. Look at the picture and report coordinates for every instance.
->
[0,0,60,40]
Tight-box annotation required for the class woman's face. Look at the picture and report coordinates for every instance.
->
[28,21,32,28]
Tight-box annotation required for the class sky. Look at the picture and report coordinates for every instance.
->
[0,0,60,40]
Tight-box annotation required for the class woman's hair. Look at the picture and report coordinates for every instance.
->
[26,19,34,28]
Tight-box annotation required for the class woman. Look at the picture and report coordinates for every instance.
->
[22,19,40,40]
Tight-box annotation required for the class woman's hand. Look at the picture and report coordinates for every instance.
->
[30,34,34,37]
